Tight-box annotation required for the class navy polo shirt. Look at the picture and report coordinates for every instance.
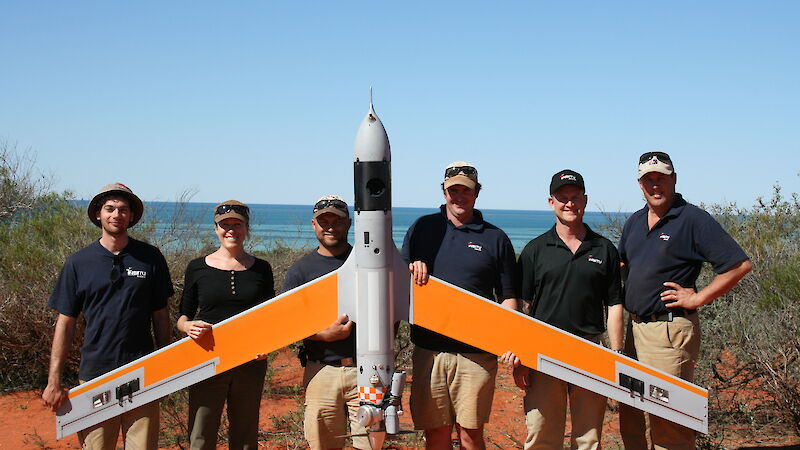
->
[518,225,621,337]
[48,239,174,381]
[283,246,355,362]
[619,194,748,317]
[401,205,518,353]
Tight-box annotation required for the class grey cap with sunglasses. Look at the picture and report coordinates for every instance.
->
[313,195,349,218]
[637,151,674,179]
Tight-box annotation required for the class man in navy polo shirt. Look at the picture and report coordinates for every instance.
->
[42,183,173,450]
[402,161,518,450]
[618,152,751,450]
[508,169,623,449]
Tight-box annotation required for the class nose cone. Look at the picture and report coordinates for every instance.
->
[354,103,391,162]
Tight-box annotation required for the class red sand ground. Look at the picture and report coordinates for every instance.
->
[2,347,798,449]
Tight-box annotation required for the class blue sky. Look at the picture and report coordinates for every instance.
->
[2,1,798,212]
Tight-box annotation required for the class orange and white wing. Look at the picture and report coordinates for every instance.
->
[410,276,708,434]
[56,270,341,438]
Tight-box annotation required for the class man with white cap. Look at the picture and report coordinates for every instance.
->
[618,152,752,449]
[42,183,173,449]
[283,195,370,450]
[401,162,518,449]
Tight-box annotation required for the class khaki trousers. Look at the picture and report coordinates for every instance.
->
[523,365,607,449]
[302,360,369,450]
[619,314,701,450]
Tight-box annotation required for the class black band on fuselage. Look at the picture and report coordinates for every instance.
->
[354,160,391,212]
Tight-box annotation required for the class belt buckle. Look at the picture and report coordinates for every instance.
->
[340,357,354,367]
[653,311,673,322]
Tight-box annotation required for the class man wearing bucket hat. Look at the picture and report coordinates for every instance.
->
[618,152,752,449]
[282,195,370,450]
[42,183,173,449]
[401,162,518,449]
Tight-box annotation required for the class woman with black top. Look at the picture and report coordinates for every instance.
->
[178,200,275,450]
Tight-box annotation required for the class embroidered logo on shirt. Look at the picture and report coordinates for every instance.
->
[659,233,670,241]
[126,268,148,279]
[587,255,603,265]
[467,242,483,252]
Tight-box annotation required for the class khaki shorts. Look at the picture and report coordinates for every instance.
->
[77,393,160,450]
[303,361,369,450]
[410,346,498,430]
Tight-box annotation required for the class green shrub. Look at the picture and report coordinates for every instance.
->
[0,194,95,389]
[698,184,800,437]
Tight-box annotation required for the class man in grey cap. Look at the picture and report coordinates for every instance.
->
[42,183,173,449]
[283,195,369,450]
[618,152,751,449]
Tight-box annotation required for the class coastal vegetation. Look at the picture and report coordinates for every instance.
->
[1,141,797,447]
[696,185,800,445]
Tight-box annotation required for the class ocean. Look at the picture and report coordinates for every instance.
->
[138,202,629,253]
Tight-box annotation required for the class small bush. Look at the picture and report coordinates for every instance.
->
[698,185,800,437]
[0,139,51,221]
[267,397,305,447]
[0,194,95,390]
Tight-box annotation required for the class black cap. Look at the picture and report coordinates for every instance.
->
[549,169,585,194]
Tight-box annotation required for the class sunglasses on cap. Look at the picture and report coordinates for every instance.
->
[444,166,477,178]
[215,204,250,217]
[639,151,672,164]
[314,199,348,211]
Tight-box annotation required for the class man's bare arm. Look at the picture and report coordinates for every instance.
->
[606,304,624,351]
[663,259,752,310]
[42,314,77,411]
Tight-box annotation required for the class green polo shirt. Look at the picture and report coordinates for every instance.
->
[518,225,622,337]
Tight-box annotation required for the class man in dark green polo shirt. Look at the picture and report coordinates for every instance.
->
[507,169,623,450]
